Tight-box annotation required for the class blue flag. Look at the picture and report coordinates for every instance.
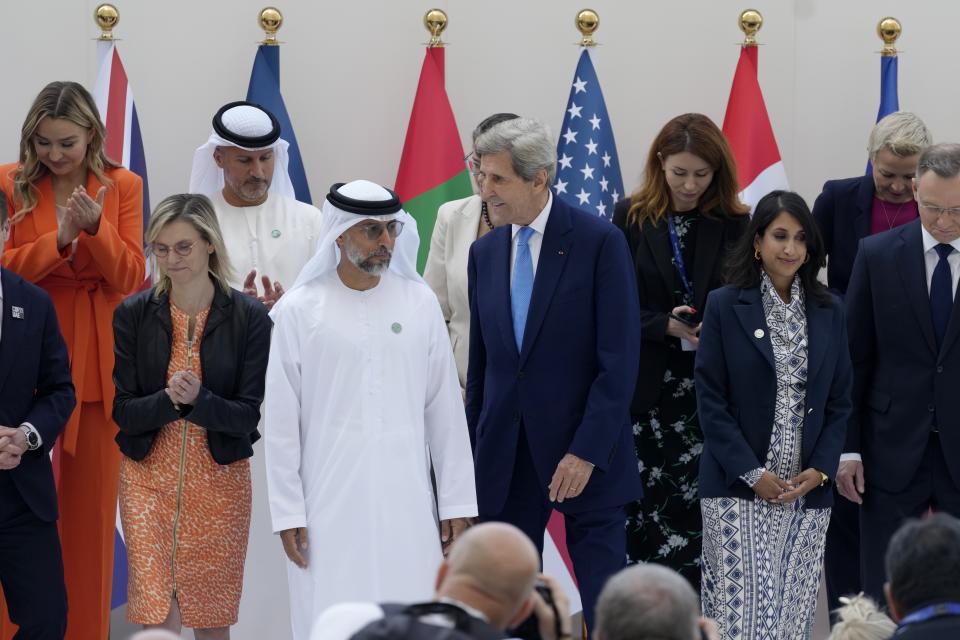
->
[867,56,900,174]
[247,45,312,204]
[553,49,624,220]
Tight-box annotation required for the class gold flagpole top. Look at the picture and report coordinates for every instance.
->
[877,17,901,57]
[576,9,599,47]
[424,9,448,48]
[94,3,119,41]
[739,9,763,47]
[259,7,284,46]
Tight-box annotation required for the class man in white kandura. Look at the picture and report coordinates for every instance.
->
[189,100,323,640]
[189,100,322,308]
[265,180,478,640]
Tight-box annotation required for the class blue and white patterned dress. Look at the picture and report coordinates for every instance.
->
[700,273,830,640]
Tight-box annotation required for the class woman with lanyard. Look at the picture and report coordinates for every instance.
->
[612,113,748,590]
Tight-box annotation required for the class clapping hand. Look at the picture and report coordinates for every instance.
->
[242,269,285,311]
[166,370,201,407]
[66,186,106,234]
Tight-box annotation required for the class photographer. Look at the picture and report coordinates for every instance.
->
[311,522,572,640]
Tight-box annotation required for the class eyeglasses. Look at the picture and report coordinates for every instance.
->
[464,151,481,176]
[920,202,960,220]
[150,240,198,258]
[355,220,405,242]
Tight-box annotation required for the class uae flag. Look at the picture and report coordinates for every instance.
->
[395,47,472,273]
[722,45,788,212]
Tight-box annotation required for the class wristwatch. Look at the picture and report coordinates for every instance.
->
[817,470,830,487]
[18,425,40,451]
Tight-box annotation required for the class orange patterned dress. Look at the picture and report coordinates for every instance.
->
[119,303,252,628]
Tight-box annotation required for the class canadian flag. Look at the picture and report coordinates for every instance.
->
[722,45,788,212]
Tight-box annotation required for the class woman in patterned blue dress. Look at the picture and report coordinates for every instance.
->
[612,114,748,590]
[695,191,853,639]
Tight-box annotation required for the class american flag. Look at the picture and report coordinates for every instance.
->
[553,49,624,221]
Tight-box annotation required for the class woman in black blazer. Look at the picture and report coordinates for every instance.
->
[112,194,271,636]
[696,191,852,639]
[612,113,748,588]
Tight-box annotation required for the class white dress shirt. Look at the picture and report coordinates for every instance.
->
[841,228,960,464]
[509,192,553,281]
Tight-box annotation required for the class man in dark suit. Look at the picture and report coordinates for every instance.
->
[884,514,960,639]
[842,142,960,602]
[466,117,642,632]
[812,111,932,614]
[0,193,76,639]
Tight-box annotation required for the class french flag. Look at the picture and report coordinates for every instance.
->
[722,45,788,212]
[92,39,150,610]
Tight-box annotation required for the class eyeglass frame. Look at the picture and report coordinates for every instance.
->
[919,201,960,220]
[150,240,200,258]
[352,219,405,242]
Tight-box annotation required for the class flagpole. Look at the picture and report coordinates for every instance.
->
[94,3,119,40]
[259,6,283,45]
[877,16,901,57]
[575,9,599,47]
[738,8,762,47]
[424,8,448,47]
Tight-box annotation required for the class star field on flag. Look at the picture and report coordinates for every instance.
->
[554,49,624,221]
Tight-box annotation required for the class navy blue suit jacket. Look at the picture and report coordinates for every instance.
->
[0,268,75,522]
[465,196,643,515]
[846,220,960,493]
[695,285,852,509]
[812,175,875,296]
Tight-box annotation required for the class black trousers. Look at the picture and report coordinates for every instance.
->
[824,486,861,617]
[0,473,67,640]
[860,433,960,602]
[479,428,626,634]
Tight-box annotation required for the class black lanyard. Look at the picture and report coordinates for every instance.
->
[666,215,693,296]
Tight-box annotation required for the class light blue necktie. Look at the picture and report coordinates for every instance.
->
[511,226,535,350]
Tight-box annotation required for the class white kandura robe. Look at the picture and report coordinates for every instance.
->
[264,269,478,640]
[210,190,323,290]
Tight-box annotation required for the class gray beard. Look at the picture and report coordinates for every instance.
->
[345,243,391,276]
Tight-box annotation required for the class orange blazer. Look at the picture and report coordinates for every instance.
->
[0,163,145,455]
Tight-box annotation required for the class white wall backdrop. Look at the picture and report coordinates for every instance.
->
[0,2,952,639]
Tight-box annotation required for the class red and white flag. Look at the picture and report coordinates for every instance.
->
[722,45,788,212]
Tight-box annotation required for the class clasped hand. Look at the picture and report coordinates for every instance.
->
[57,186,106,250]
[0,426,28,471]
[165,370,201,407]
[751,468,821,504]
[242,269,285,311]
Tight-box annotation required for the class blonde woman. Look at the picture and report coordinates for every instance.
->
[828,595,895,640]
[0,80,145,638]
[112,194,271,639]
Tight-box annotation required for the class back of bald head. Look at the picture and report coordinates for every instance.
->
[444,522,539,608]
[595,564,700,640]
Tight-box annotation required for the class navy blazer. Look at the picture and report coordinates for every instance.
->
[465,196,643,515]
[812,174,875,296]
[846,219,960,493]
[0,268,75,522]
[695,285,852,509]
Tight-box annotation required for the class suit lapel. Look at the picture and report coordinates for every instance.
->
[805,298,831,381]
[895,221,938,357]
[643,219,674,294]
[854,175,875,240]
[938,270,960,362]
[693,217,722,313]
[0,270,26,393]
[733,288,775,371]
[203,287,232,338]
[519,199,573,365]
[489,227,518,359]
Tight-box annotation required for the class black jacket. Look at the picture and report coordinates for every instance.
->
[613,198,748,415]
[112,284,272,465]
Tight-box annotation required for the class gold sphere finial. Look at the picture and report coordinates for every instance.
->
[94,3,119,41]
[576,9,600,47]
[877,17,901,57]
[739,9,763,47]
[424,9,448,48]
[259,7,284,46]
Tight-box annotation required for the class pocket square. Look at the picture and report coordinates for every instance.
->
[11,306,24,319]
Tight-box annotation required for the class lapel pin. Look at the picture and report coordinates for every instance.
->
[11,306,24,319]
[558,249,565,256]
[271,229,282,238]
[391,322,402,334]
[754,329,764,339]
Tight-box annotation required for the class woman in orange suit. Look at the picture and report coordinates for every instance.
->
[0,81,144,639]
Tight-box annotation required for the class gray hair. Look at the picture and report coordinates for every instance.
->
[827,594,896,640]
[916,143,960,180]
[474,118,557,184]
[594,564,700,640]
[868,111,932,159]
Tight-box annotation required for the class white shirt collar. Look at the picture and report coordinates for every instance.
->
[920,225,960,254]
[511,191,552,239]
